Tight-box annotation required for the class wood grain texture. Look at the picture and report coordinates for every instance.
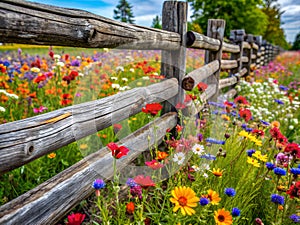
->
[181,60,220,91]
[241,56,249,63]
[222,42,240,53]
[221,60,238,70]
[204,19,225,101]
[0,0,180,50]
[0,78,178,174]
[186,31,220,51]
[252,43,259,50]
[224,89,237,98]
[242,42,251,49]
[218,67,247,89]
[161,1,187,114]
[0,112,177,225]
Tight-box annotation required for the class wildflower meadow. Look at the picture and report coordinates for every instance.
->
[0,45,300,225]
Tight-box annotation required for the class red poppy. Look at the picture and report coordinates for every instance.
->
[49,51,54,59]
[176,124,183,132]
[62,75,72,84]
[286,181,300,199]
[34,75,46,83]
[66,213,85,225]
[134,175,155,188]
[107,142,129,159]
[239,108,252,122]
[197,82,208,92]
[252,129,264,137]
[142,103,163,116]
[277,133,288,145]
[234,96,249,105]
[284,143,300,158]
[0,64,6,73]
[145,160,164,170]
[69,70,79,80]
[270,127,282,140]
[61,93,72,106]
[113,124,122,133]
[126,202,135,215]
[175,102,186,109]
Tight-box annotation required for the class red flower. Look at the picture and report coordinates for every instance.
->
[0,64,6,73]
[126,202,135,214]
[134,175,155,188]
[176,124,183,132]
[49,51,54,59]
[175,102,186,109]
[284,143,300,158]
[286,181,300,199]
[277,133,288,145]
[69,70,79,80]
[197,82,208,92]
[62,75,72,84]
[142,103,162,116]
[252,129,264,137]
[239,108,252,122]
[145,160,164,170]
[66,213,85,225]
[107,142,129,159]
[113,124,122,133]
[234,96,249,105]
[270,127,282,140]
[34,75,47,83]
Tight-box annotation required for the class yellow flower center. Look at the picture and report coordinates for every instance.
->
[178,196,187,206]
[218,215,225,222]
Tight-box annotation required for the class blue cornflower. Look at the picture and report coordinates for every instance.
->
[231,111,237,117]
[126,178,138,188]
[208,101,226,108]
[273,167,286,176]
[279,85,289,91]
[232,207,241,217]
[212,110,219,115]
[92,179,106,190]
[298,164,300,169]
[200,154,216,160]
[199,197,210,206]
[71,59,80,66]
[247,149,256,157]
[241,124,247,129]
[206,138,225,145]
[224,188,236,197]
[271,194,285,205]
[266,162,276,170]
[290,168,300,175]
[290,214,300,223]
[274,99,284,105]
[260,120,270,126]
[246,127,253,132]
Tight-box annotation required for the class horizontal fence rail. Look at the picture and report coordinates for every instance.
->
[0,78,178,174]
[0,113,177,225]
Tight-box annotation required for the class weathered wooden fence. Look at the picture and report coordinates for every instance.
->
[0,0,281,224]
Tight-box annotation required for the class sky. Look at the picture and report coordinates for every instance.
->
[28,0,300,43]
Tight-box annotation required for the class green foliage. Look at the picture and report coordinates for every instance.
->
[113,0,135,24]
[187,21,203,33]
[188,0,268,37]
[151,15,162,29]
[292,32,300,50]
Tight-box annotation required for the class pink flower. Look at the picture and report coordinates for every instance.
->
[145,160,164,170]
[33,106,48,114]
[66,213,85,225]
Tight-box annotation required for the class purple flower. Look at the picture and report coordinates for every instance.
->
[271,194,284,204]
[290,214,300,223]
[197,133,203,142]
[71,59,80,66]
[279,85,289,91]
[224,188,236,197]
[199,197,210,206]
[273,167,286,176]
[247,149,256,157]
[130,185,142,199]
[232,207,241,217]
[205,138,225,145]
[126,178,138,188]
[266,162,275,170]
[290,168,300,175]
[274,99,284,105]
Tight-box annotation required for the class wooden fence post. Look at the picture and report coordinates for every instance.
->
[161,1,187,114]
[255,35,262,69]
[204,19,225,101]
[229,29,245,76]
[243,34,253,76]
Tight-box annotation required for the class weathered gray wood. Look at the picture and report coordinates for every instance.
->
[0,112,177,225]
[0,78,178,174]
[251,54,257,59]
[181,60,219,91]
[186,31,220,51]
[161,1,187,114]
[225,89,237,98]
[221,60,238,70]
[242,42,251,49]
[242,56,249,63]
[218,67,247,89]
[252,43,259,50]
[204,19,225,101]
[0,0,180,50]
[222,42,240,53]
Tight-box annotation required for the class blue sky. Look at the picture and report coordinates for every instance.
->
[28,0,299,43]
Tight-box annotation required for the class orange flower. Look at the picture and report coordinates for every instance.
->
[126,202,135,215]
[212,168,223,177]
[156,151,168,160]
[271,121,280,128]
[205,189,221,205]
[47,152,56,159]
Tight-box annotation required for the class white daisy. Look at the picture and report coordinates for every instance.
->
[192,144,204,155]
[172,152,185,165]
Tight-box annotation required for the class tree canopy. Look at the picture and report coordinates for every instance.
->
[113,0,135,24]
[188,0,289,48]
[151,15,162,29]
[292,32,300,50]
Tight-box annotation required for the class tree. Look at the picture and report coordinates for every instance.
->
[113,0,135,24]
[262,0,289,49]
[292,32,300,50]
[188,0,268,37]
[151,15,162,29]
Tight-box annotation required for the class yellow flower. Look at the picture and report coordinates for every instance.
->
[238,130,251,138]
[212,168,223,177]
[252,151,268,162]
[80,144,88,150]
[221,114,230,121]
[170,186,200,216]
[47,152,56,159]
[247,157,260,167]
[214,208,233,225]
[205,189,221,205]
